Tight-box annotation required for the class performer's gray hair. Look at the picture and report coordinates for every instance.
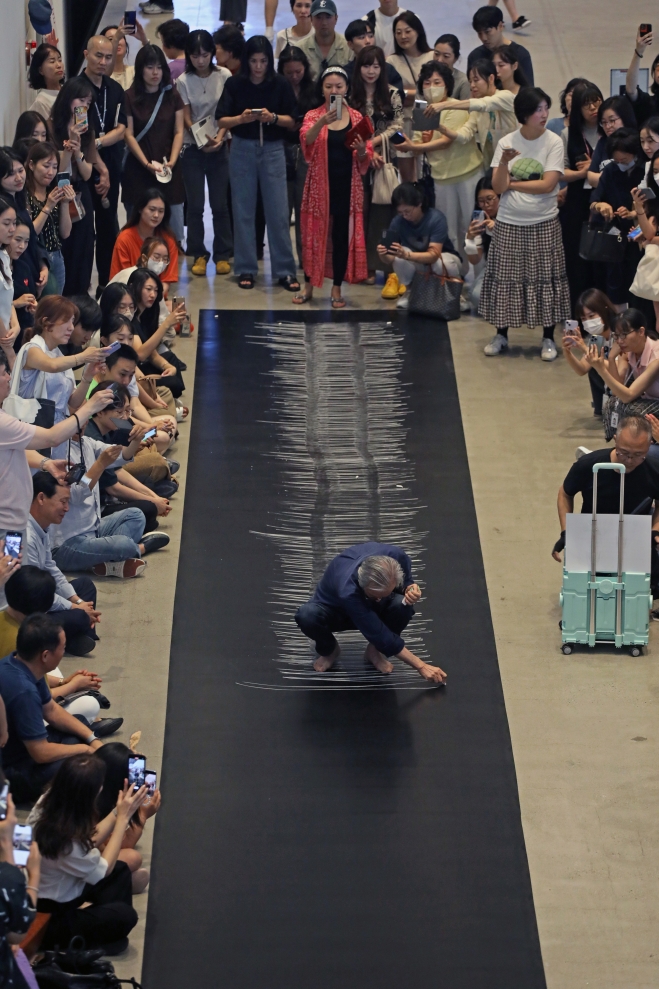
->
[357,555,404,593]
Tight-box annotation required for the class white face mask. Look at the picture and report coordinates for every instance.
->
[617,158,636,172]
[582,316,604,334]
[426,84,445,102]
[147,258,167,275]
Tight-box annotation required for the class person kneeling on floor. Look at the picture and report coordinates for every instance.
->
[295,542,447,682]
[0,567,121,738]
[0,615,107,803]
[378,182,462,310]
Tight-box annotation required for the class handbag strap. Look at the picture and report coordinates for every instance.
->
[8,342,49,401]
[401,52,419,84]
[134,85,171,145]
[381,134,390,164]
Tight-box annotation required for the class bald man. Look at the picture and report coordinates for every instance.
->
[81,35,128,290]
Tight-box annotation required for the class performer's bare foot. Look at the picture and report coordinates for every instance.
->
[314,644,340,672]
[365,642,393,674]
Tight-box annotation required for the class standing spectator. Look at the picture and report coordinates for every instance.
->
[432,34,470,101]
[156,19,190,83]
[480,87,569,360]
[122,46,186,250]
[24,142,73,295]
[0,788,39,988]
[213,25,246,76]
[362,0,407,58]
[293,66,372,307]
[467,7,533,85]
[9,221,37,344]
[216,36,301,292]
[344,21,405,99]
[463,171,500,312]
[487,0,531,32]
[81,35,127,296]
[399,60,483,274]
[28,44,65,121]
[586,97,638,189]
[177,30,232,278]
[296,0,352,81]
[278,46,316,267]
[100,22,146,91]
[350,45,404,278]
[626,27,659,127]
[640,117,659,181]
[0,199,20,369]
[547,77,588,137]
[0,148,49,300]
[386,12,433,182]
[110,191,179,288]
[32,754,148,951]
[12,111,49,147]
[275,0,314,57]
[561,82,603,307]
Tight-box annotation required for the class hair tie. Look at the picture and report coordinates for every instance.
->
[321,65,348,80]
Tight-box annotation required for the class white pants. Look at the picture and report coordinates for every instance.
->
[50,666,100,722]
[393,252,462,288]
[434,171,483,275]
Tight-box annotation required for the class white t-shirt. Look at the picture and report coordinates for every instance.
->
[491,127,565,226]
[365,7,406,57]
[29,89,58,120]
[176,68,231,145]
[0,250,13,331]
[275,25,314,58]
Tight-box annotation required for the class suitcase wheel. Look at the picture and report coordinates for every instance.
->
[561,643,573,655]
[629,645,643,657]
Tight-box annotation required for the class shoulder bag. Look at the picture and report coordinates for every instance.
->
[579,221,626,264]
[3,341,56,429]
[372,135,400,205]
[630,243,659,300]
[122,85,172,170]
[408,257,464,321]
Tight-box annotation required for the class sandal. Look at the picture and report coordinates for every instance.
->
[278,275,301,292]
[238,274,254,289]
[292,292,313,305]
[331,296,346,309]
[364,275,376,285]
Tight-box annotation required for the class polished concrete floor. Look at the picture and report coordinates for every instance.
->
[90,0,659,985]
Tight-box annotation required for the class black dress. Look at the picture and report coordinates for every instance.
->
[325,123,353,287]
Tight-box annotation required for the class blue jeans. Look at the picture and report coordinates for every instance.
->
[229,136,296,278]
[52,508,145,571]
[46,250,66,294]
[181,143,232,262]
[169,203,185,246]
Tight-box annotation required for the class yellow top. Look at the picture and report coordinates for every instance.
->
[0,611,20,659]
[414,106,483,185]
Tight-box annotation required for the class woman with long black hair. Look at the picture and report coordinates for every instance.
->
[0,148,49,297]
[127,268,186,398]
[386,12,433,183]
[278,45,316,268]
[216,35,300,291]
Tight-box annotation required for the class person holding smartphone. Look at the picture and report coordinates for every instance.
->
[0,783,40,988]
[626,25,659,127]
[561,288,617,417]
[463,173,499,312]
[23,142,74,296]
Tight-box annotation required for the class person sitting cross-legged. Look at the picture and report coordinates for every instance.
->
[295,542,447,682]
[0,614,106,803]
[0,567,121,738]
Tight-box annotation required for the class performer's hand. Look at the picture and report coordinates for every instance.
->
[418,663,447,684]
[403,583,422,604]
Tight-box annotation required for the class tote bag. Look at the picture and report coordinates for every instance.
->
[408,258,464,321]
[630,243,659,301]
[2,341,56,428]
[578,222,626,264]
[372,135,400,206]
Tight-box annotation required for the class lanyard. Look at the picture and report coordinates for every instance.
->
[94,83,108,136]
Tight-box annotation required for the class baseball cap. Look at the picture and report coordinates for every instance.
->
[28,0,53,35]
[310,0,338,16]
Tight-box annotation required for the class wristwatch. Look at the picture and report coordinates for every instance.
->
[39,456,51,471]
[72,598,83,604]
[95,137,102,150]
[86,733,96,744]
[269,113,279,126]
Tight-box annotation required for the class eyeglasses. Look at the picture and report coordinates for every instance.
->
[478,195,498,205]
[583,99,602,109]
[116,303,135,315]
[614,446,646,461]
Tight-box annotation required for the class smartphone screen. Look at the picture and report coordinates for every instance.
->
[74,106,88,132]
[102,341,122,356]
[13,824,32,867]
[142,427,157,440]
[390,131,406,145]
[128,755,146,791]
[56,172,71,188]
[144,770,157,796]
[124,9,137,32]
[4,532,22,559]
[640,186,656,200]
[0,782,9,821]
[472,209,486,222]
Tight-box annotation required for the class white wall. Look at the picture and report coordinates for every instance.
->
[0,0,29,145]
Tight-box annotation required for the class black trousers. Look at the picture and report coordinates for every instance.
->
[90,161,121,289]
[295,593,414,657]
[588,367,605,416]
[61,181,95,295]
[52,576,99,644]
[39,860,137,950]
[102,498,158,533]
[4,715,92,803]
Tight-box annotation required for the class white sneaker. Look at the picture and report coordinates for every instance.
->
[396,295,409,309]
[265,25,275,40]
[575,446,592,460]
[484,333,508,356]
[460,297,471,313]
[541,338,558,361]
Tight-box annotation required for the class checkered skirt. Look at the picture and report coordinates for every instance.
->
[478,217,571,329]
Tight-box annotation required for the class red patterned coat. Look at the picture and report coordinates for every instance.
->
[299,105,373,288]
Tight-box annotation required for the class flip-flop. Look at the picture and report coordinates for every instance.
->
[292,293,313,305]
[331,296,346,309]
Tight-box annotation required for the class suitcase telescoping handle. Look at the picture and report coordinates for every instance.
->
[590,463,626,643]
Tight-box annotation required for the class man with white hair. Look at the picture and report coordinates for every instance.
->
[295,542,447,682]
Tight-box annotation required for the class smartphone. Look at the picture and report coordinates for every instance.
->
[142,427,157,441]
[110,417,133,432]
[628,224,644,241]
[329,94,343,120]
[414,98,428,112]
[381,229,396,250]
[472,209,487,223]
[640,186,656,200]
[123,9,137,33]
[13,824,32,867]
[55,172,70,188]
[101,340,122,356]
[144,770,157,796]
[390,131,406,145]
[4,532,22,559]
[575,153,589,163]
[0,782,9,821]
[563,319,580,335]
[73,106,88,132]
[128,755,146,792]
[640,23,652,37]
[172,296,185,310]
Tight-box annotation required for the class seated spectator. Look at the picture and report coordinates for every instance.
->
[295,0,352,82]
[0,781,39,987]
[58,295,103,358]
[156,18,190,82]
[0,565,119,733]
[213,25,246,76]
[467,6,533,83]
[8,221,37,344]
[28,473,101,651]
[95,742,161,894]
[109,191,179,288]
[275,0,314,57]
[108,235,171,288]
[127,270,187,398]
[378,182,462,308]
[463,172,500,312]
[561,288,617,416]
[0,615,105,802]
[31,754,148,952]
[585,308,659,413]
[344,21,404,100]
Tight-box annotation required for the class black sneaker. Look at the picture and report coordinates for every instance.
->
[166,459,180,475]
[142,532,170,554]
[65,634,96,657]
[512,15,531,28]
[100,938,129,957]
[92,718,124,738]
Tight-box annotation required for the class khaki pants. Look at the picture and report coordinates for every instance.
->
[122,447,170,484]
